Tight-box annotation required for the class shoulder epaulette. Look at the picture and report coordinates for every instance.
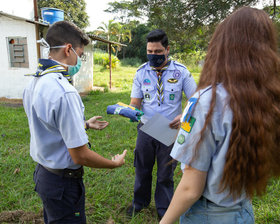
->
[199,86,212,97]
[137,62,148,71]
[173,61,187,69]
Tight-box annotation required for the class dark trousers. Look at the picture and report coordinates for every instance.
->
[133,123,177,217]
[34,164,86,224]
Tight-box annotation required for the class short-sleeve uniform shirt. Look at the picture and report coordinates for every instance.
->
[23,70,88,169]
[171,84,247,207]
[131,60,197,123]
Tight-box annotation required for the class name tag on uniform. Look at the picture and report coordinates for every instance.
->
[167,78,178,83]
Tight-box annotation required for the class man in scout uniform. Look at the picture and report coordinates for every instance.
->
[23,21,126,223]
[127,29,197,219]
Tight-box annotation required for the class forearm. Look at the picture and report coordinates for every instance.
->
[69,145,117,169]
[79,148,117,168]
[160,183,200,224]
[160,166,207,224]
[130,104,140,110]
[130,98,142,110]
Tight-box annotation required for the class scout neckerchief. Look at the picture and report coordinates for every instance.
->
[30,58,72,84]
[151,58,171,106]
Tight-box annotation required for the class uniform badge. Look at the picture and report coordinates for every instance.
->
[144,93,151,101]
[177,134,185,144]
[181,98,198,123]
[181,116,196,133]
[143,79,151,85]
[167,78,178,83]
[169,94,175,100]
[180,97,198,133]
[173,71,181,79]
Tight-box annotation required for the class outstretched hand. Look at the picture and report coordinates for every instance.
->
[112,150,127,167]
[87,116,109,130]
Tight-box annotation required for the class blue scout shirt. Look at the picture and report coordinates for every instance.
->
[171,84,247,207]
[23,67,88,169]
[131,60,197,123]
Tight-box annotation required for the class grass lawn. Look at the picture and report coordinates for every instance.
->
[0,64,279,223]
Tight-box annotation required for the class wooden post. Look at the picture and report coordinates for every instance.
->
[109,43,112,89]
[273,0,276,19]
[33,0,40,59]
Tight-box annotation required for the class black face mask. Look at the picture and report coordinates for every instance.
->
[147,54,166,67]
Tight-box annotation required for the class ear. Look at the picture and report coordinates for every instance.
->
[166,46,170,54]
[64,44,72,57]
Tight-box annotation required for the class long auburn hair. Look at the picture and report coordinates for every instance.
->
[196,7,280,199]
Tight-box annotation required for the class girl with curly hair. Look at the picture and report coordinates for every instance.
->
[160,6,280,224]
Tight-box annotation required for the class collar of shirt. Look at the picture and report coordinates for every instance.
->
[34,59,72,84]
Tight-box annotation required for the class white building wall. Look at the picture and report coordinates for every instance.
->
[73,44,93,93]
[0,0,34,20]
[0,16,38,99]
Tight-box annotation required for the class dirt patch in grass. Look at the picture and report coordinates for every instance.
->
[0,209,43,223]
[0,97,23,108]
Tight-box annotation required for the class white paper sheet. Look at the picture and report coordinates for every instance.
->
[140,113,179,146]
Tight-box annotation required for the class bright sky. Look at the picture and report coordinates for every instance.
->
[85,0,115,32]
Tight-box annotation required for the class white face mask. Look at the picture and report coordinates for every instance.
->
[37,38,51,59]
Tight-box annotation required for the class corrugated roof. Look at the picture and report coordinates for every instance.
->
[0,11,49,26]
[0,11,126,47]
[88,34,127,46]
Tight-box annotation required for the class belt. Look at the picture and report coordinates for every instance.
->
[199,196,214,204]
[42,165,84,178]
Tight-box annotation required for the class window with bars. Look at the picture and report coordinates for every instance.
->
[7,37,29,68]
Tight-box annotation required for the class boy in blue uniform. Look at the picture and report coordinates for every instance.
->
[23,21,126,223]
[128,29,197,219]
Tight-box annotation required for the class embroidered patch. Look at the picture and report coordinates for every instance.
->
[181,116,196,133]
[177,134,185,144]
[173,71,181,79]
[144,93,151,101]
[181,97,198,123]
[167,78,178,83]
[143,79,151,85]
[169,94,175,100]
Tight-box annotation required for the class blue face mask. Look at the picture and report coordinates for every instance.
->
[67,48,82,76]
[147,54,166,67]
[50,46,82,77]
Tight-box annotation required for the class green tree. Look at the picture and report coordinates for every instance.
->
[263,5,280,49]
[119,23,152,62]
[113,23,132,57]
[106,0,259,52]
[93,20,132,57]
[93,20,119,54]
[38,0,89,29]
[95,20,118,41]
